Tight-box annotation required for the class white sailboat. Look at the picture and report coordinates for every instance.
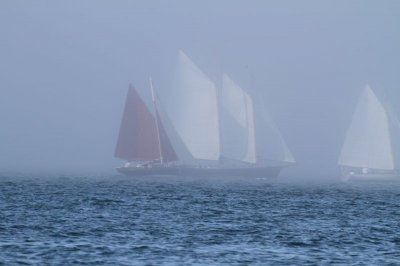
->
[338,84,399,181]
[115,50,295,177]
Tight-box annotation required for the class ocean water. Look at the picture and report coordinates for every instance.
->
[1,176,400,265]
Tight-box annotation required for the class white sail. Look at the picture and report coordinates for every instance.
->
[220,74,257,163]
[385,103,400,168]
[338,85,394,170]
[153,93,196,165]
[253,94,296,165]
[243,93,257,163]
[164,50,220,161]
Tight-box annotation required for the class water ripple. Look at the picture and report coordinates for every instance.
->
[1,176,400,265]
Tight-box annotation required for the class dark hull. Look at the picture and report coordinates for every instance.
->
[116,166,282,178]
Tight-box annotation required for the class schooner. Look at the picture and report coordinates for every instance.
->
[115,50,295,177]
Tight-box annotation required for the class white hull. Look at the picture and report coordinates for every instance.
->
[341,167,399,182]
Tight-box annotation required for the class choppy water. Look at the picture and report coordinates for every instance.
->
[1,176,400,265]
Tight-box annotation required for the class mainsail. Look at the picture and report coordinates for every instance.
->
[164,50,221,162]
[220,74,257,163]
[338,85,395,170]
[115,85,177,163]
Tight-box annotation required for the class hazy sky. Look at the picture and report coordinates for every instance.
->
[0,1,399,177]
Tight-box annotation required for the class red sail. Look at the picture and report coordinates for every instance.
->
[155,108,178,162]
[115,85,160,161]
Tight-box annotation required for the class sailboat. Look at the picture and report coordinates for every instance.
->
[115,50,295,177]
[338,84,400,181]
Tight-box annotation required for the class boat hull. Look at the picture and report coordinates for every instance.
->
[116,165,283,178]
[343,173,399,182]
[341,167,399,182]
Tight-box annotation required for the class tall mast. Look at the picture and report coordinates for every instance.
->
[248,72,258,164]
[243,90,257,164]
[149,77,164,164]
[213,50,223,163]
[250,94,258,164]
[216,80,224,164]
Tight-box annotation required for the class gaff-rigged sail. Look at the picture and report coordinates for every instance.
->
[115,85,178,163]
[338,85,395,170]
[164,50,221,162]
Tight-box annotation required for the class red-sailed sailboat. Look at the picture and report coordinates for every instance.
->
[115,51,295,177]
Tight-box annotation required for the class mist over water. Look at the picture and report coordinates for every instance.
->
[0,1,399,177]
[1,1,400,264]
